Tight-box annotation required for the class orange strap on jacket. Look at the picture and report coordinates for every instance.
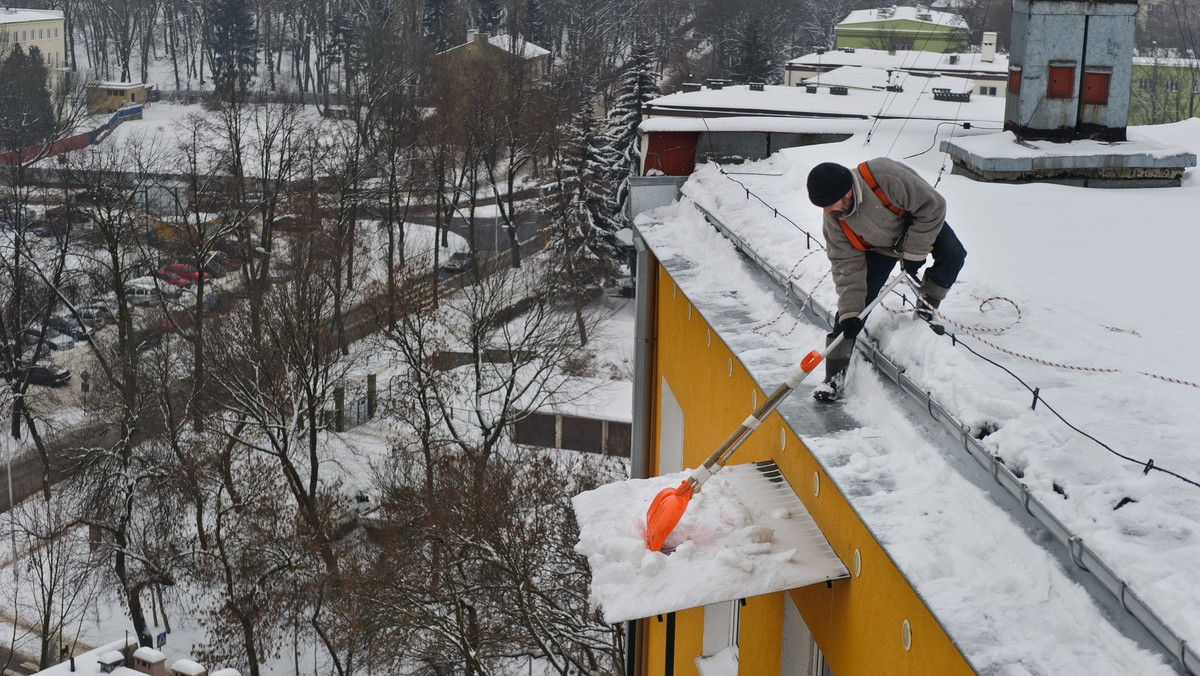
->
[836,161,908,252]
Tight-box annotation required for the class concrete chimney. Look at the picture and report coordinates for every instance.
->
[981,31,997,62]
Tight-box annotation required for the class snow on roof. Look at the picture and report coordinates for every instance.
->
[487,33,549,59]
[645,84,1003,124]
[533,377,632,423]
[210,670,242,676]
[839,4,967,29]
[618,116,1200,673]
[789,48,1009,75]
[170,659,206,675]
[574,462,848,624]
[33,638,137,675]
[132,647,165,662]
[92,81,146,88]
[639,115,865,136]
[1132,54,1200,67]
[98,650,126,665]
[0,8,64,24]
[945,129,1197,165]
[800,65,973,94]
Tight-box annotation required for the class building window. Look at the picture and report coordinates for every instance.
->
[1047,64,1075,99]
[1139,78,1152,91]
[1166,79,1180,93]
[39,29,44,40]
[1008,66,1022,95]
[1082,71,1110,105]
[981,86,997,96]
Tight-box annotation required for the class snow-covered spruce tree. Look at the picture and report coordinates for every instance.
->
[550,100,618,346]
[210,0,259,99]
[601,41,660,233]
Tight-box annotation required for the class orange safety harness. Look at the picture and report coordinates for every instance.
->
[836,161,908,252]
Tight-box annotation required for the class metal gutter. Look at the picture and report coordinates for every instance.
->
[692,202,1199,676]
[631,230,657,482]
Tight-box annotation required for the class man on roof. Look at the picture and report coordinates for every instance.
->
[806,158,966,402]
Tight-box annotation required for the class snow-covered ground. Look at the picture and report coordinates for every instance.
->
[575,116,1200,674]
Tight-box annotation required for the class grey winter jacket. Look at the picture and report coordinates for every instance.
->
[822,157,946,321]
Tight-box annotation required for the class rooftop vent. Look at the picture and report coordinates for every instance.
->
[932,87,971,102]
[816,47,826,54]
[949,54,959,65]
[682,82,702,92]
[830,86,849,95]
[842,47,855,53]
[749,82,764,91]
[806,85,818,93]
[918,13,932,21]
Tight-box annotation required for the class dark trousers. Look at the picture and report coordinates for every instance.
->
[831,221,966,340]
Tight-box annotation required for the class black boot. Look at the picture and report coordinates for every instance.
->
[813,334,854,403]
[915,274,949,322]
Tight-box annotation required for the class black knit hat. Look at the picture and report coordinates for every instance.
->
[807,162,853,207]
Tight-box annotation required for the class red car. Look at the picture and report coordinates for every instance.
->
[157,262,208,283]
[154,268,192,286]
[209,251,241,271]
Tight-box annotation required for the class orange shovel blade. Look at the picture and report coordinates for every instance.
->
[645,481,694,552]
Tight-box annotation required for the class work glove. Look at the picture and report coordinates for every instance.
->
[902,257,925,279]
[839,316,863,340]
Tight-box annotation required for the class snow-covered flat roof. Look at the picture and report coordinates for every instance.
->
[0,8,64,24]
[645,84,1004,124]
[575,462,849,624]
[802,65,975,93]
[639,115,865,136]
[839,5,967,29]
[789,48,1009,75]
[617,116,1200,674]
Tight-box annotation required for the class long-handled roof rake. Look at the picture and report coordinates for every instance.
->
[645,273,911,552]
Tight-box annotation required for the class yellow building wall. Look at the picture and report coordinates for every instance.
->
[645,263,975,676]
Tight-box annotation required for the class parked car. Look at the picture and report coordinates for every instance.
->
[159,262,209,283]
[45,205,91,224]
[20,327,75,351]
[200,289,227,312]
[30,218,71,238]
[438,252,473,277]
[155,270,192,288]
[158,308,196,334]
[78,304,111,328]
[10,362,71,387]
[89,294,120,320]
[48,315,96,341]
[202,259,228,278]
[209,250,241,271]
[124,283,157,306]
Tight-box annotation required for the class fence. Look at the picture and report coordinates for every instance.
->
[0,104,143,166]
[514,412,632,457]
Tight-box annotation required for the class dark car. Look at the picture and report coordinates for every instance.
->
[438,252,473,278]
[202,259,228,278]
[30,218,71,238]
[48,315,95,341]
[45,205,91,224]
[10,362,72,387]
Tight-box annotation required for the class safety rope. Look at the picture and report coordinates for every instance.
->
[750,252,830,338]
[884,285,1200,390]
